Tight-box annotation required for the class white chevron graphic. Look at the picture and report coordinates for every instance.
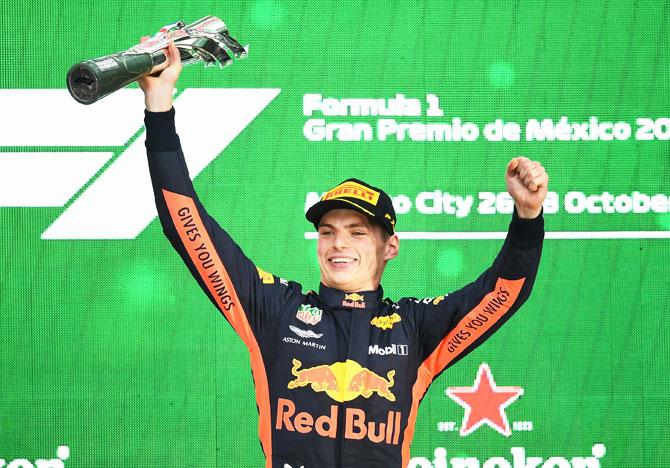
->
[0,88,281,239]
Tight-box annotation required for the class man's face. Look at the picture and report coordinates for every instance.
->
[317,209,398,292]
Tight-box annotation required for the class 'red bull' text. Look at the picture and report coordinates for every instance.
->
[276,399,402,445]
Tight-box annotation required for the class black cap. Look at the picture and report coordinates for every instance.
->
[306,178,397,235]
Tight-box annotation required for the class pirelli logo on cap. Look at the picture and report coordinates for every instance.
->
[322,181,380,206]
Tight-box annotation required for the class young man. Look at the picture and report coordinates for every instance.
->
[140,43,547,468]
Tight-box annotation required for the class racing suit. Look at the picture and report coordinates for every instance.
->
[144,107,544,468]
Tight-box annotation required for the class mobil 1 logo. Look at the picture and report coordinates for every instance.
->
[369,343,408,356]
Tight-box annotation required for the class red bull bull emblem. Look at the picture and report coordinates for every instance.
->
[295,304,323,325]
[342,292,366,308]
[288,358,396,402]
[281,359,402,444]
[371,312,401,330]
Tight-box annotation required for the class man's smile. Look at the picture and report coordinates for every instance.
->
[328,256,359,269]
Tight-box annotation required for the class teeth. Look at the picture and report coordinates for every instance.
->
[331,257,354,264]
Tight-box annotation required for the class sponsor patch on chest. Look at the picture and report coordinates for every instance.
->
[289,325,323,339]
[369,343,408,356]
[296,304,323,325]
[371,312,401,330]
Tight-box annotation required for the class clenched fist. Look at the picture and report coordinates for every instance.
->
[506,157,549,219]
[137,40,183,112]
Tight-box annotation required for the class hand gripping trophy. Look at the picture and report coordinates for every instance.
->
[67,16,247,104]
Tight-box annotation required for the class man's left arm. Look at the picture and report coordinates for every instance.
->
[411,157,548,377]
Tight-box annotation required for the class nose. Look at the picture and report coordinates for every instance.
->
[332,231,348,249]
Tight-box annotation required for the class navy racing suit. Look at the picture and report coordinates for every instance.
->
[144,107,544,468]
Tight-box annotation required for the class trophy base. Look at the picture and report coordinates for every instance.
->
[67,65,99,105]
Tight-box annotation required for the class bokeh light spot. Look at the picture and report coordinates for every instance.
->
[657,213,670,230]
[489,62,515,88]
[251,0,284,28]
[437,248,464,277]
[125,262,157,306]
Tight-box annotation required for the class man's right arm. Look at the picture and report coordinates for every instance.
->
[140,43,297,346]
[145,108,292,345]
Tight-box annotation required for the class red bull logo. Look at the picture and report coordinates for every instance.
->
[276,399,402,445]
[342,292,366,308]
[345,293,364,301]
[288,358,396,402]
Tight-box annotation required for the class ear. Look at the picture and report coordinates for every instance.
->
[384,235,399,261]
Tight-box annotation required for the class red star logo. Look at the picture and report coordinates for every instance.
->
[446,363,523,436]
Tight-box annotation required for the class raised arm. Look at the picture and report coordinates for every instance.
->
[409,158,548,377]
[138,42,297,346]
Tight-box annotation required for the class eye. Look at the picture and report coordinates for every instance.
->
[353,231,367,236]
[319,230,334,236]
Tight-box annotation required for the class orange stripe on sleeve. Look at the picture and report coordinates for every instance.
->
[423,277,525,376]
[401,277,525,467]
[162,189,273,467]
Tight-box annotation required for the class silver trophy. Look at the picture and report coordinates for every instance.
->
[67,16,247,104]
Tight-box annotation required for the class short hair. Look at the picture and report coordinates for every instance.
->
[317,212,391,242]
[370,218,391,242]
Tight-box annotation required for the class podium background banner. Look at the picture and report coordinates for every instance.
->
[1,0,668,466]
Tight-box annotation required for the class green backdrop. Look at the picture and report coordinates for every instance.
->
[1,0,668,466]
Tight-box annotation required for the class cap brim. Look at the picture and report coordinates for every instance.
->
[306,198,395,234]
